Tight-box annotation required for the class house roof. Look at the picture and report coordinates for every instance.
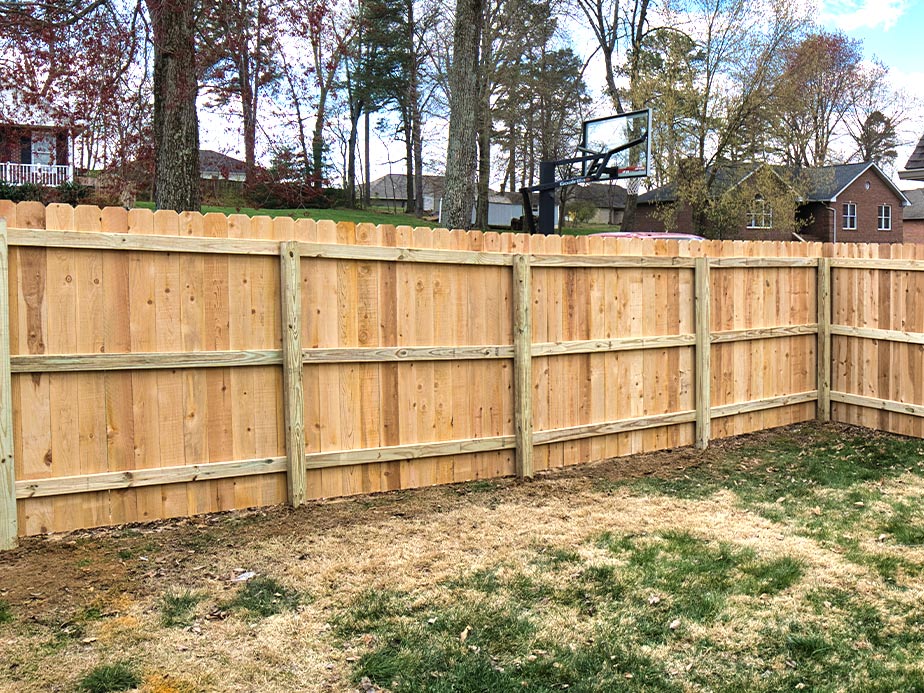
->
[368,174,445,200]
[200,149,246,174]
[900,135,924,181]
[904,188,924,221]
[639,162,910,206]
[571,182,627,209]
[0,89,75,130]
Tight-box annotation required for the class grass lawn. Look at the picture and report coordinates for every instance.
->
[131,201,619,236]
[133,201,441,228]
[3,423,924,692]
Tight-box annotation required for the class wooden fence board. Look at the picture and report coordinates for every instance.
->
[3,201,924,541]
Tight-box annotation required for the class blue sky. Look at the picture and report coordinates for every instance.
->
[818,0,924,184]
[820,0,923,72]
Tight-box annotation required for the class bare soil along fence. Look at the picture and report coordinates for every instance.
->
[1,200,922,547]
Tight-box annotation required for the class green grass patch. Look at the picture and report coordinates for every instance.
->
[530,544,582,567]
[159,590,202,627]
[77,662,141,693]
[341,589,679,692]
[598,425,924,584]
[225,576,301,618]
[134,201,438,228]
[881,502,924,546]
[0,599,11,624]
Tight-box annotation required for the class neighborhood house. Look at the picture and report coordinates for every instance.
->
[636,161,910,242]
[0,123,75,187]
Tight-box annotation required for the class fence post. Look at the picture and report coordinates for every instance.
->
[0,219,17,549]
[513,253,533,478]
[817,257,831,422]
[694,257,711,449]
[280,241,307,507]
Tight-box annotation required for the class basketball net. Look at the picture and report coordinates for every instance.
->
[626,178,640,196]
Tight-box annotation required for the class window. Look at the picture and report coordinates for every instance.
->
[842,202,857,230]
[747,195,773,229]
[878,204,892,231]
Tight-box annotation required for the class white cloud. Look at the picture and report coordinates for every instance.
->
[819,0,910,32]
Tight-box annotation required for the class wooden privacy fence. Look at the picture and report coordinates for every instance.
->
[2,201,924,549]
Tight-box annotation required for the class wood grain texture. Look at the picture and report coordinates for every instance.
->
[7,202,924,540]
[694,257,711,449]
[512,254,533,478]
[16,456,287,498]
[0,220,16,548]
[12,350,283,372]
[280,242,307,506]
[831,391,924,418]
[817,258,832,421]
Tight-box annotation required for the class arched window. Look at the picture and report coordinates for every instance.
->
[747,195,773,229]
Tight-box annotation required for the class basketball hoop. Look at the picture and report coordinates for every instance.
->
[520,108,652,235]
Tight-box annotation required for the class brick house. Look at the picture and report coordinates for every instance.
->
[0,91,77,187]
[0,123,75,187]
[904,189,924,243]
[899,135,924,243]
[636,161,910,242]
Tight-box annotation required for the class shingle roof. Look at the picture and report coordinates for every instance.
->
[368,174,445,200]
[571,182,627,208]
[904,188,924,221]
[639,162,899,205]
[199,149,246,174]
[904,135,924,173]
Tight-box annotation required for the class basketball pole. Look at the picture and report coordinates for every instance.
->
[538,162,557,236]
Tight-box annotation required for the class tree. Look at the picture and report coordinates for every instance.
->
[443,0,484,228]
[281,0,356,186]
[0,0,148,191]
[771,31,862,167]
[147,0,200,210]
[850,111,899,168]
[199,0,282,186]
[845,60,912,172]
[661,0,806,234]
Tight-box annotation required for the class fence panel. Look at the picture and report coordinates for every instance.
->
[3,200,924,545]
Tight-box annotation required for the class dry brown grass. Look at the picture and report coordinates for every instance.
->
[2,423,924,692]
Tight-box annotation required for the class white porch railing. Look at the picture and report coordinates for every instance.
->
[0,162,74,187]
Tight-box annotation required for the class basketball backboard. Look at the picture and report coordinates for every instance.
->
[581,109,651,179]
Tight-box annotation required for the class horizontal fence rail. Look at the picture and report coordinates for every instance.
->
[2,201,923,548]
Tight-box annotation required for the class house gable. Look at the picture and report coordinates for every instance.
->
[825,168,905,242]
[900,134,924,181]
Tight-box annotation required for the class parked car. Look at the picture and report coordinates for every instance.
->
[589,231,705,241]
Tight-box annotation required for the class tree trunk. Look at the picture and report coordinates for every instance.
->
[310,85,328,186]
[443,0,483,229]
[347,100,362,207]
[475,109,490,229]
[413,119,424,215]
[404,106,414,213]
[622,182,638,231]
[148,0,200,212]
[364,109,371,207]
[240,58,257,186]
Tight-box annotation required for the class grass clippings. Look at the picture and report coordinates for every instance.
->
[3,423,924,691]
